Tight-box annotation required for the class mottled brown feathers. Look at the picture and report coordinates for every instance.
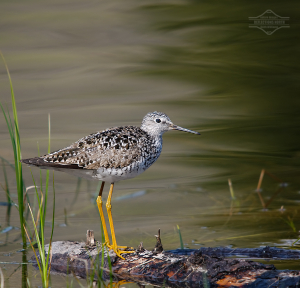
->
[21,126,157,171]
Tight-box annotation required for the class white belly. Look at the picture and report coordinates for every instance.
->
[45,164,146,183]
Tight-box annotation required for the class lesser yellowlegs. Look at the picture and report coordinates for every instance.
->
[21,111,200,258]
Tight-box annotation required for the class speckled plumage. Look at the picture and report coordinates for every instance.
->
[21,112,200,183]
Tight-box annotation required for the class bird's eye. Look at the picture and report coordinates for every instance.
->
[156,119,161,123]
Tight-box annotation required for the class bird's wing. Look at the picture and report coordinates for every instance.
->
[21,126,148,170]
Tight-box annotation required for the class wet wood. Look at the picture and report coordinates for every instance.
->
[168,246,300,259]
[34,230,300,287]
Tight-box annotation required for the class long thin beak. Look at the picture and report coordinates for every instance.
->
[170,124,200,135]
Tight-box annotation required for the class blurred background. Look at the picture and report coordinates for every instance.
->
[0,0,299,287]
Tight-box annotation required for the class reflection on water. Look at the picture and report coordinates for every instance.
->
[0,0,299,287]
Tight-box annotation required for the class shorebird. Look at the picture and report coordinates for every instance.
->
[21,111,200,258]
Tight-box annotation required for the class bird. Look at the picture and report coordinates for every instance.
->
[21,111,200,259]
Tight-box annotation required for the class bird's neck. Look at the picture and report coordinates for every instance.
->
[140,125,164,138]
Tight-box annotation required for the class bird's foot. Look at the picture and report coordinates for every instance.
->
[101,241,111,248]
[106,243,135,259]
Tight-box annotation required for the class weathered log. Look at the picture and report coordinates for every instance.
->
[168,246,300,259]
[32,231,300,287]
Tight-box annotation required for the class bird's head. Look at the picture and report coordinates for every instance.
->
[140,111,200,137]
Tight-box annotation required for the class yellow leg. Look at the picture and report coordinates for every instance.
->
[106,183,135,259]
[96,182,110,246]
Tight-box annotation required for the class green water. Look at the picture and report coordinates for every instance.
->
[0,0,299,287]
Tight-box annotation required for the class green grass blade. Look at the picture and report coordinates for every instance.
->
[37,142,43,192]
[292,238,300,246]
[1,160,12,225]
[47,114,51,154]
[0,51,26,247]
[26,206,44,271]
[46,173,55,280]
[106,248,113,287]
[43,114,51,234]
[177,225,184,249]
[0,104,13,135]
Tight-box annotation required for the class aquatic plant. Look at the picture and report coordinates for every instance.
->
[0,51,26,247]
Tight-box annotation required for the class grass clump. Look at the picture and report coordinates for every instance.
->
[24,113,54,288]
[0,51,27,247]
[24,175,55,288]
[1,51,55,288]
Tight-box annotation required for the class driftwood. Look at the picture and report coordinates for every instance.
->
[33,230,300,287]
